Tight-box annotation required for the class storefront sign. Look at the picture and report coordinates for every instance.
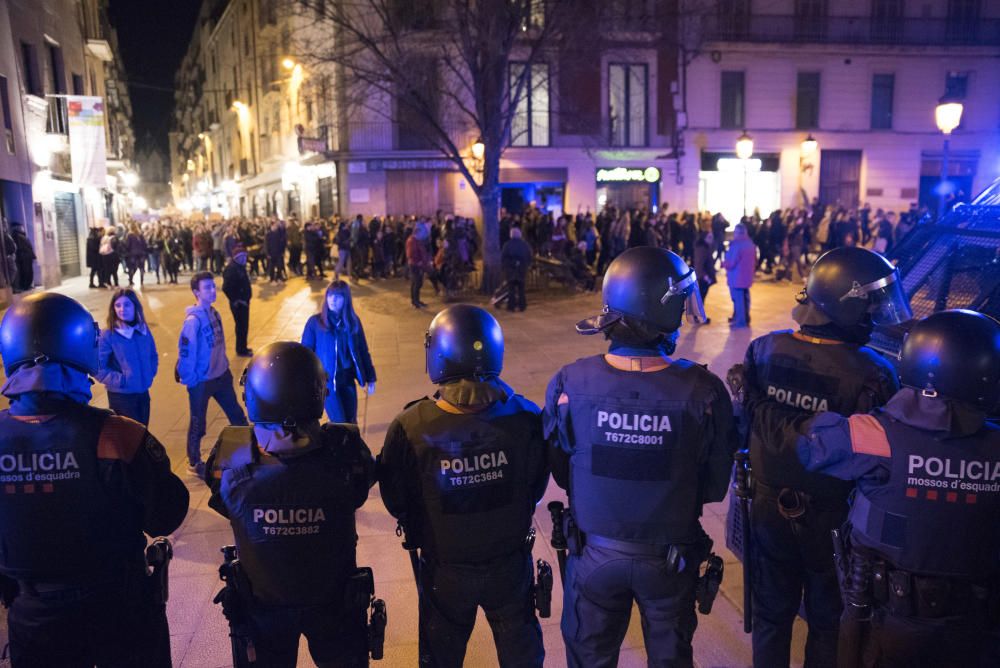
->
[596,166,661,183]
[367,158,458,171]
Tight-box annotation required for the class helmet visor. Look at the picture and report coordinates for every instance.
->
[684,279,708,324]
[659,269,707,324]
[868,276,913,325]
[840,268,912,325]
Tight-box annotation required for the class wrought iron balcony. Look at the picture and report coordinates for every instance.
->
[704,14,1000,47]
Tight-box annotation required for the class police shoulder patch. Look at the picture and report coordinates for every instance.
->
[98,415,149,463]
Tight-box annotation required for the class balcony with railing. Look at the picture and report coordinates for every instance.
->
[704,14,1000,46]
[45,97,69,135]
[346,121,473,153]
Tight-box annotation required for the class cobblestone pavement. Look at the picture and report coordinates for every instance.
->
[0,268,811,667]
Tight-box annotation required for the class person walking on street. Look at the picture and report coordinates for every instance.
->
[86,226,102,288]
[300,280,376,424]
[380,305,549,668]
[724,223,756,327]
[100,226,120,287]
[693,230,717,322]
[177,271,248,476]
[205,342,378,668]
[0,292,189,667]
[124,223,147,287]
[221,245,253,358]
[406,223,433,309]
[501,226,532,312]
[265,220,287,283]
[97,288,158,425]
[10,223,36,293]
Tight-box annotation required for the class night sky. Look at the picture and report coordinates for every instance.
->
[108,0,204,157]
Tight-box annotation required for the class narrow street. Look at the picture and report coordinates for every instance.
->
[3,271,809,667]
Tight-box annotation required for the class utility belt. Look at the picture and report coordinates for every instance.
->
[564,514,723,614]
[755,482,846,520]
[8,542,171,605]
[867,558,998,621]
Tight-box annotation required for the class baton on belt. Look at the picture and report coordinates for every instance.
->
[734,449,754,633]
[547,501,568,585]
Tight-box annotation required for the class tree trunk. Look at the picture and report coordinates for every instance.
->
[478,182,501,293]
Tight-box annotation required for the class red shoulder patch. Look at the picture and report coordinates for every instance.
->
[97,415,147,462]
[847,414,892,458]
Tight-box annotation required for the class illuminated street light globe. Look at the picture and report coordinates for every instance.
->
[121,171,139,188]
[471,138,485,161]
[801,134,818,157]
[282,57,296,71]
[736,131,754,160]
[935,96,964,135]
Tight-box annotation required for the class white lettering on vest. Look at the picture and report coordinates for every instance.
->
[766,385,829,413]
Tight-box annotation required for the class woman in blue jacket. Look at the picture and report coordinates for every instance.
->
[97,288,158,425]
[301,280,376,423]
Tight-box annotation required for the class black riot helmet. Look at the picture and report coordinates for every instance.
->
[241,342,327,425]
[898,310,1000,412]
[0,292,99,375]
[577,246,705,336]
[425,304,504,384]
[806,247,912,328]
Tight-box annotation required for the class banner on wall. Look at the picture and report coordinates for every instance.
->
[67,96,107,189]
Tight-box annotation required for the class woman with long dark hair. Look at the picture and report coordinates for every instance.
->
[301,280,376,423]
[97,288,158,425]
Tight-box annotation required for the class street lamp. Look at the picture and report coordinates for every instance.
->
[801,133,818,159]
[471,137,485,161]
[282,57,297,71]
[935,95,964,220]
[736,131,753,216]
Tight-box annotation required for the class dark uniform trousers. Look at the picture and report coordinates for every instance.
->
[242,602,367,668]
[8,567,170,668]
[418,552,542,668]
[750,487,844,668]
[562,544,699,668]
[230,301,250,354]
[861,605,996,668]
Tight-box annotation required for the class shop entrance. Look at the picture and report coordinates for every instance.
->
[698,152,781,227]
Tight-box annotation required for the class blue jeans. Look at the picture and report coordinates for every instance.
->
[108,391,151,426]
[325,372,359,424]
[730,286,751,326]
[186,369,247,465]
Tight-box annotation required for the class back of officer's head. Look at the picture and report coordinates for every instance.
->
[0,292,99,376]
[425,305,503,384]
[577,246,698,354]
[898,310,1000,413]
[242,342,327,426]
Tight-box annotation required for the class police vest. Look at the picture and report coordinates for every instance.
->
[0,405,143,582]
[394,395,544,564]
[749,331,897,496]
[561,355,722,545]
[214,425,367,606]
[849,414,1000,579]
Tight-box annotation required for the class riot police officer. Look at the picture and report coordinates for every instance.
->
[379,304,549,668]
[739,246,908,667]
[755,309,1000,667]
[205,341,377,667]
[0,292,189,667]
[543,246,736,667]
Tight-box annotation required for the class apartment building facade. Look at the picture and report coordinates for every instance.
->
[170,0,1000,229]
